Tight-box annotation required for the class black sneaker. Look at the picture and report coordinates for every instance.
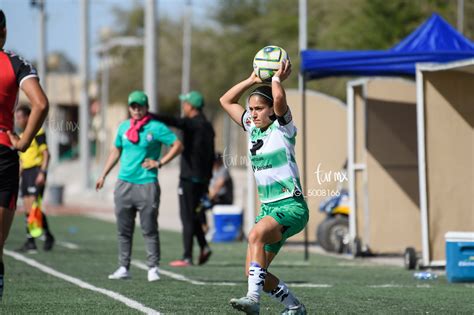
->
[17,240,38,253]
[198,248,212,265]
[44,234,55,251]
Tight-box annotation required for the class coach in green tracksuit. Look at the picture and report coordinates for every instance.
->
[96,91,183,282]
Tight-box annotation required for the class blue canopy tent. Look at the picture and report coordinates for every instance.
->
[297,13,474,261]
[301,13,474,79]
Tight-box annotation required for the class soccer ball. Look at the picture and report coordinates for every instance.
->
[253,46,289,82]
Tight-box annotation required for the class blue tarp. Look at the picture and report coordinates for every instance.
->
[301,14,474,79]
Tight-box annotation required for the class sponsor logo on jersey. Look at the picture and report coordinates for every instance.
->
[245,116,252,126]
[146,132,153,142]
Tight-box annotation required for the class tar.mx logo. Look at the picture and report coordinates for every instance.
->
[314,162,348,185]
[47,119,79,132]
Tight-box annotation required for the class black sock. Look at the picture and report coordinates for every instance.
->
[25,214,34,239]
[0,261,4,298]
[42,212,53,238]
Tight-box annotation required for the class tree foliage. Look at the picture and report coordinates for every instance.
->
[105,0,473,111]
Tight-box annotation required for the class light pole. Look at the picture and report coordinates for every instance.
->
[30,0,47,87]
[144,0,158,112]
[95,36,144,167]
[181,0,192,96]
[79,0,90,189]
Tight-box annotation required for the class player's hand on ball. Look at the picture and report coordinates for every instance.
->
[142,158,158,170]
[95,177,105,191]
[248,71,263,84]
[275,59,291,82]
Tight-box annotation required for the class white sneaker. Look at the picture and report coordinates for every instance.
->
[108,266,130,280]
[147,267,160,282]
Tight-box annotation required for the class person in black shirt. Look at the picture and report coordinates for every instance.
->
[151,91,215,266]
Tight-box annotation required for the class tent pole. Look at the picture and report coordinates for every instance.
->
[347,84,357,246]
[299,0,309,261]
[457,0,464,34]
[301,75,308,261]
[416,68,430,267]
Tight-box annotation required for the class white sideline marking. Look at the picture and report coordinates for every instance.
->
[368,284,403,288]
[368,284,432,288]
[5,250,160,314]
[209,261,311,267]
[289,283,332,288]
[132,260,332,288]
[56,241,79,250]
[132,260,236,286]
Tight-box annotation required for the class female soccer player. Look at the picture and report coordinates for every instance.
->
[0,9,49,300]
[219,60,308,315]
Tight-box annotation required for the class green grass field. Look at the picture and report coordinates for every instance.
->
[2,215,473,314]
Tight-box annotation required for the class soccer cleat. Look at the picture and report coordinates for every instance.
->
[16,240,38,254]
[229,296,260,315]
[169,259,192,267]
[44,234,55,251]
[198,248,212,265]
[147,267,160,282]
[108,266,130,280]
[281,303,307,315]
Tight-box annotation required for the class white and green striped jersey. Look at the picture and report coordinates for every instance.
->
[241,108,302,203]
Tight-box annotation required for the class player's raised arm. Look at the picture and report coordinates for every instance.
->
[272,59,291,117]
[219,72,262,126]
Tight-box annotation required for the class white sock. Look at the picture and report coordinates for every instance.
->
[267,280,300,309]
[246,262,267,302]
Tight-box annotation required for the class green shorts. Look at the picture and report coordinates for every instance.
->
[255,195,309,254]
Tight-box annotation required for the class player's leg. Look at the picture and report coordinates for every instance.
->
[0,205,15,301]
[263,251,306,315]
[36,177,55,251]
[230,216,282,314]
[17,195,37,252]
[109,180,135,279]
[41,211,55,251]
[171,180,194,266]
[0,147,20,300]
[261,197,309,314]
[17,168,38,252]
[193,183,211,265]
[135,182,160,281]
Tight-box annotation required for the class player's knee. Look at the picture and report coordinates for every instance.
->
[248,229,264,245]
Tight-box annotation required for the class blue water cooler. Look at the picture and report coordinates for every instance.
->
[212,205,243,242]
[445,232,474,283]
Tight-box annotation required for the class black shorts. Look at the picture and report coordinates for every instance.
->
[21,166,45,197]
[0,145,19,209]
